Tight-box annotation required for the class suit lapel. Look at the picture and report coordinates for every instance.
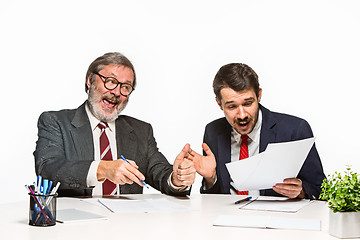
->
[115,117,137,160]
[70,102,94,160]
[259,105,277,152]
[259,105,277,196]
[114,117,138,194]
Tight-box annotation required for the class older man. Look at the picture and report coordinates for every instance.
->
[34,52,195,197]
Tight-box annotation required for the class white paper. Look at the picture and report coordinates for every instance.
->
[81,198,105,208]
[226,137,315,191]
[213,215,320,231]
[57,209,107,223]
[240,196,312,212]
[97,198,192,213]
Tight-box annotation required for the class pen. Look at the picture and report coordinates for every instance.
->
[46,181,53,195]
[45,182,61,206]
[235,196,252,204]
[25,185,31,194]
[28,186,51,224]
[37,176,42,194]
[33,182,40,194]
[42,179,48,196]
[120,155,149,189]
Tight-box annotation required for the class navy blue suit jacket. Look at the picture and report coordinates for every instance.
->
[201,105,325,199]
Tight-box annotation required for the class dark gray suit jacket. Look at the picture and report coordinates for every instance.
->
[34,102,189,197]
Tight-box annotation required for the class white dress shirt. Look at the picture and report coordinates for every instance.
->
[85,104,118,195]
[230,109,262,196]
[202,109,263,196]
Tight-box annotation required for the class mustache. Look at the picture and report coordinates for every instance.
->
[235,117,249,124]
[101,93,121,104]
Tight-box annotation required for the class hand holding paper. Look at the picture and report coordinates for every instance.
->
[273,178,305,199]
[226,137,315,193]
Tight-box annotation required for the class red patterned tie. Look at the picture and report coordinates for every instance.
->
[237,134,249,195]
[98,122,117,195]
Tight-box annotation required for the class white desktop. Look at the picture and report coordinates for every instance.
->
[1,194,341,240]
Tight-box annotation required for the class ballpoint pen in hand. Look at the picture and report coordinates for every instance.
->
[120,155,149,189]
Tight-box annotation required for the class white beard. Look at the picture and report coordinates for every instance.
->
[87,83,128,122]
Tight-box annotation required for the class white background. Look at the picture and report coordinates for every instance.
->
[1,0,359,204]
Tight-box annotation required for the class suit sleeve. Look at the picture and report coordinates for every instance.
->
[144,124,190,196]
[33,112,92,193]
[295,120,326,199]
[200,125,224,194]
[262,119,326,199]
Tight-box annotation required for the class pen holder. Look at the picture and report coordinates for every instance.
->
[28,193,57,226]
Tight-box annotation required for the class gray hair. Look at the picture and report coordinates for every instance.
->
[85,52,136,93]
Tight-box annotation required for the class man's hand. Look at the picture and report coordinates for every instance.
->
[186,143,217,189]
[172,144,196,187]
[97,159,146,187]
[273,178,306,199]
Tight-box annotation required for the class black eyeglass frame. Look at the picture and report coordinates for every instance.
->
[94,72,135,97]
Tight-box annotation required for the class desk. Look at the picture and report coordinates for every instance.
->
[1,194,339,240]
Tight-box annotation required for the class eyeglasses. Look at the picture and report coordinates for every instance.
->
[94,72,135,97]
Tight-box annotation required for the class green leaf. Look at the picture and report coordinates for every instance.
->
[320,165,360,212]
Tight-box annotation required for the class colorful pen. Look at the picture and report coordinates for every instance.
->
[33,182,40,194]
[235,196,252,204]
[28,186,51,224]
[42,179,48,195]
[120,155,149,189]
[46,181,53,195]
[37,176,42,194]
[45,182,61,206]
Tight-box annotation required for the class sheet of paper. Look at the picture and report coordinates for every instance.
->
[226,137,315,190]
[213,215,320,231]
[57,209,107,223]
[240,196,312,212]
[97,198,192,213]
[81,198,106,208]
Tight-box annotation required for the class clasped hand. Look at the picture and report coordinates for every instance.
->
[172,144,196,187]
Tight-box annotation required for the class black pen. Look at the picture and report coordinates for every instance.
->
[234,196,252,204]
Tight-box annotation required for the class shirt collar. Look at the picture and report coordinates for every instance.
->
[85,103,115,132]
[232,108,262,144]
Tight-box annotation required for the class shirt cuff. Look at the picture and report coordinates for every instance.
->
[167,172,190,192]
[86,161,104,187]
[202,175,217,191]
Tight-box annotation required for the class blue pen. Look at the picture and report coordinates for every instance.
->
[37,176,42,194]
[120,155,149,189]
[46,181,53,195]
[235,196,252,204]
[42,179,48,196]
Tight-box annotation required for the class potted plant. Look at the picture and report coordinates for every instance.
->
[320,166,360,238]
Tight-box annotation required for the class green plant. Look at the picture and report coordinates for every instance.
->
[320,166,360,212]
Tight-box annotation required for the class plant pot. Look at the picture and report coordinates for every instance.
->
[329,210,360,238]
